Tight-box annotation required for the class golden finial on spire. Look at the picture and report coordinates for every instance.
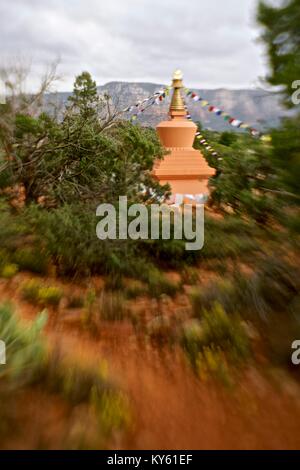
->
[170,69,186,116]
[173,69,183,80]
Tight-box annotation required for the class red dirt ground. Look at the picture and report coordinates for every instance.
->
[1,275,300,450]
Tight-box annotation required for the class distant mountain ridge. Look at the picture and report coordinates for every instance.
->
[47,81,290,132]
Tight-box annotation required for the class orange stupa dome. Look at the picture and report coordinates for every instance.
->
[153,70,215,202]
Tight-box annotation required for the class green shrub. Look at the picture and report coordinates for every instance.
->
[220,257,300,321]
[91,389,131,437]
[147,269,180,298]
[46,355,110,404]
[191,279,237,316]
[0,249,10,269]
[0,303,47,387]
[253,256,300,316]
[182,303,250,370]
[0,201,30,252]
[47,350,130,447]
[200,303,249,361]
[25,203,139,277]
[196,346,232,386]
[38,286,63,307]
[0,263,18,279]
[124,281,147,299]
[21,279,42,303]
[206,215,257,236]
[181,319,204,368]
[142,239,188,267]
[20,202,261,283]
[197,215,261,262]
[199,231,259,260]
[191,255,300,325]
[14,247,48,274]
[47,354,131,440]
[0,302,129,447]
[140,238,198,268]
[21,280,63,307]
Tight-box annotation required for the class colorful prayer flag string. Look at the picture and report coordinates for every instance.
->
[195,132,218,157]
[184,88,261,138]
[125,86,171,122]
[182,97,219,157]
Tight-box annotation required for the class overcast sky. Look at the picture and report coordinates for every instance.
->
[0,0,270,91]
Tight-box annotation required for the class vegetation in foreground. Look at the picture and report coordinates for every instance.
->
[0,303,130,449]
[0,0,299,449]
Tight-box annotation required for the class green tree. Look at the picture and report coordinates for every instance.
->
[39,71,167,205]
[258,0,300,201]
[67,71,99,118]
[270,114,300,197]
[257,0,300,108]
[219,131,237,147]
[209,136,275,224]
[0,70,167,206]
[208,0,300,222]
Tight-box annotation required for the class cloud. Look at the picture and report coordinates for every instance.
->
[0,0,267,91]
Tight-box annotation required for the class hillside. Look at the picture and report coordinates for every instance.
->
[45,81,291,131]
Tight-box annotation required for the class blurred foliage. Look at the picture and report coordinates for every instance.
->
[192,255,300,322]
[0,303,47,388]
[270,114,300,199]
[0,71,168,205]
[181,303,250,376]
[0,31,299,394]
[0,263,18,279]
[13,247,49,274]
[257,0,300,108]
[197,134,277,224]
[21,279,63,307]
[257,0,300,209]
[0,302,129,448]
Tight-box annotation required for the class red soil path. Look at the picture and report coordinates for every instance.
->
[1,277,300,450]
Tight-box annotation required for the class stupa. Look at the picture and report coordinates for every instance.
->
[153,70,215,202]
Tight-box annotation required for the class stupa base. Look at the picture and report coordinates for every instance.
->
[158,177,210,195]
[153,148,215,204]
